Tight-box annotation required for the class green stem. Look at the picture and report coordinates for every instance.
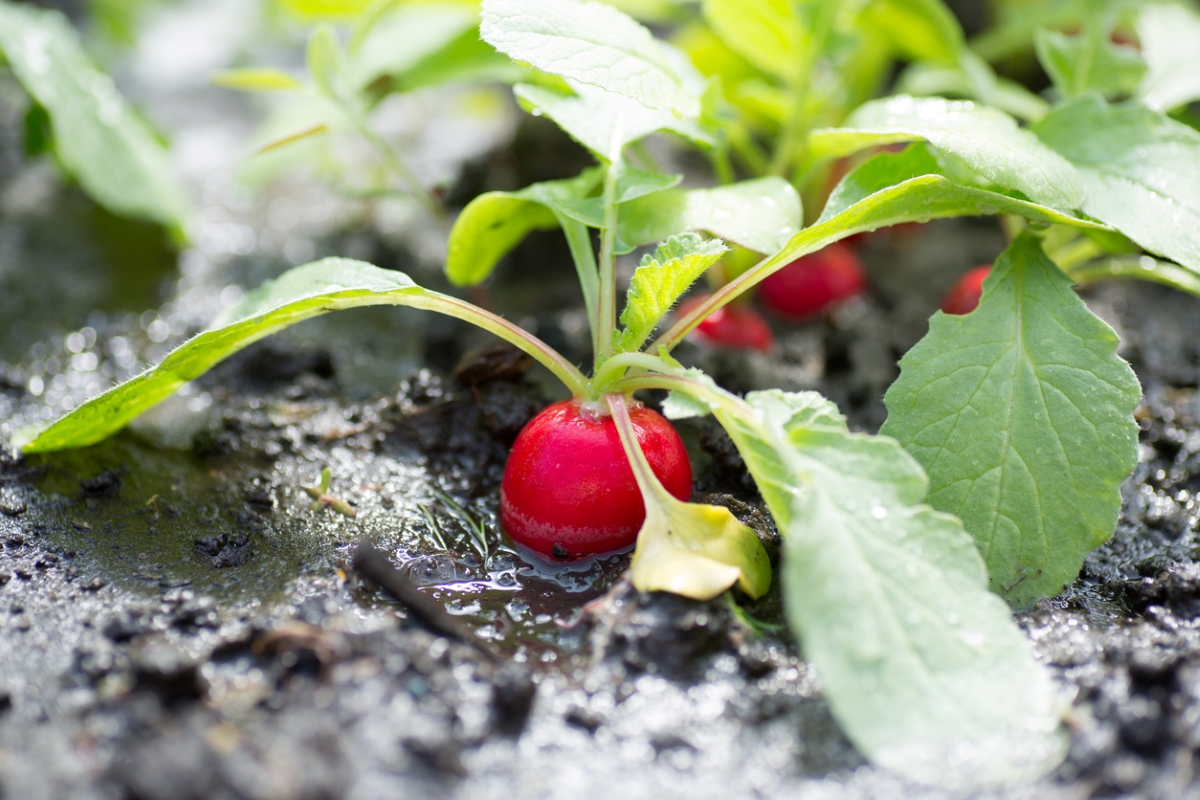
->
[712,145,735,186]
[596,148,623,368]
[591,351,670,395]
[1048,236,1104,270]
[729,124,769,175]
[418,291,590,396]
[345,102,445,219]
[1066,256,1200,299]
[768,0,837,177]
[605,393,673,505]
[559,216,601,357]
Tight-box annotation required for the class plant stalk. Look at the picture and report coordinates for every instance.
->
[595,136,624,369]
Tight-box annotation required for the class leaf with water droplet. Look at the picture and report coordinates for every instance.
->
[882,232,1141,607]
[668,384,1068,786]
[809,95,1083,209]
[1033,94,1200,273]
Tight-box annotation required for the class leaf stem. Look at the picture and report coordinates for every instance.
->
[591,351,670,394]
[595,145,623,368]
[605,393,672,506]
[1066,255,1200,298]
[417,291,590,396]
[768,0,837,177]
[344,102,445,219]
[560,217,602,357]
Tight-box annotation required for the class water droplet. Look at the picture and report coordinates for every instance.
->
[871,504,888,520]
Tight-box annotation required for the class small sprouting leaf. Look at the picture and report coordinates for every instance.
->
[614,234,728,354]
[695,385,1067,786]
[809,95,1083,210]
[15,259,587,453]
[515,82,715,160]
[1033,94,1200,273]
[445,169,603,287]
[211,68,305,92]
[701,0,805,82]
[307,24,346,99]
[0,1,190,232]
[480,0,698,115]
[1136,4,1200,112]
[855,0,964,64]
[1034,28,1145,100]
[881,233,1141,607]
[630,496,771,600]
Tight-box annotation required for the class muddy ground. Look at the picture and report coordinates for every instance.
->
[4,9,1200,795]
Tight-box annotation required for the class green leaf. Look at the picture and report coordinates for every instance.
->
[277,0,373,20]
[210,68,305,93]
[881,233,1141,607]
[480,0,699,115]
[855,0,964,64]
[307,24,346,99]
[514,81,715,160]
[445,169,602,287]
[895,61,1050,122]
[809,95,1084,210]
[0,1,190,232]
[1136,3,1200,113]
[819,143,1104,229]
[16,259,588,453]
[561,177,801,255]
[614,233,728,354]
[701,0,806,82]
[696,385,1067,786]
[654,145,1108,355]
[1033,94,1200,273]
[347,5,478,90]
[630,495,772,600]
[1034,28,1145,100]
[389,25,529,93]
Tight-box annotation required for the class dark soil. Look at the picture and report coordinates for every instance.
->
[4,38,1200,797]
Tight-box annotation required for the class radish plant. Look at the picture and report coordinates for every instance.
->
[12,0,1200,789]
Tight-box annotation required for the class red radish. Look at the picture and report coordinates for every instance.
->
[500,399,692,559]
[676,295,773,352]
[757,242,866,318]
[941,265,991,315]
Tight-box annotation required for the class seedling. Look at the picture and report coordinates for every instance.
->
[11,0,1200,788]
[303,467,357,519]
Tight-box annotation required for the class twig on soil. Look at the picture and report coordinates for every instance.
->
[350,538,501,663]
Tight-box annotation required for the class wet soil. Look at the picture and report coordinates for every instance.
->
[3,208,1200,798]
[4,20,1200,795]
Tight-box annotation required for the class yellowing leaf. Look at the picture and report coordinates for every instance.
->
[631,497,771,600]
